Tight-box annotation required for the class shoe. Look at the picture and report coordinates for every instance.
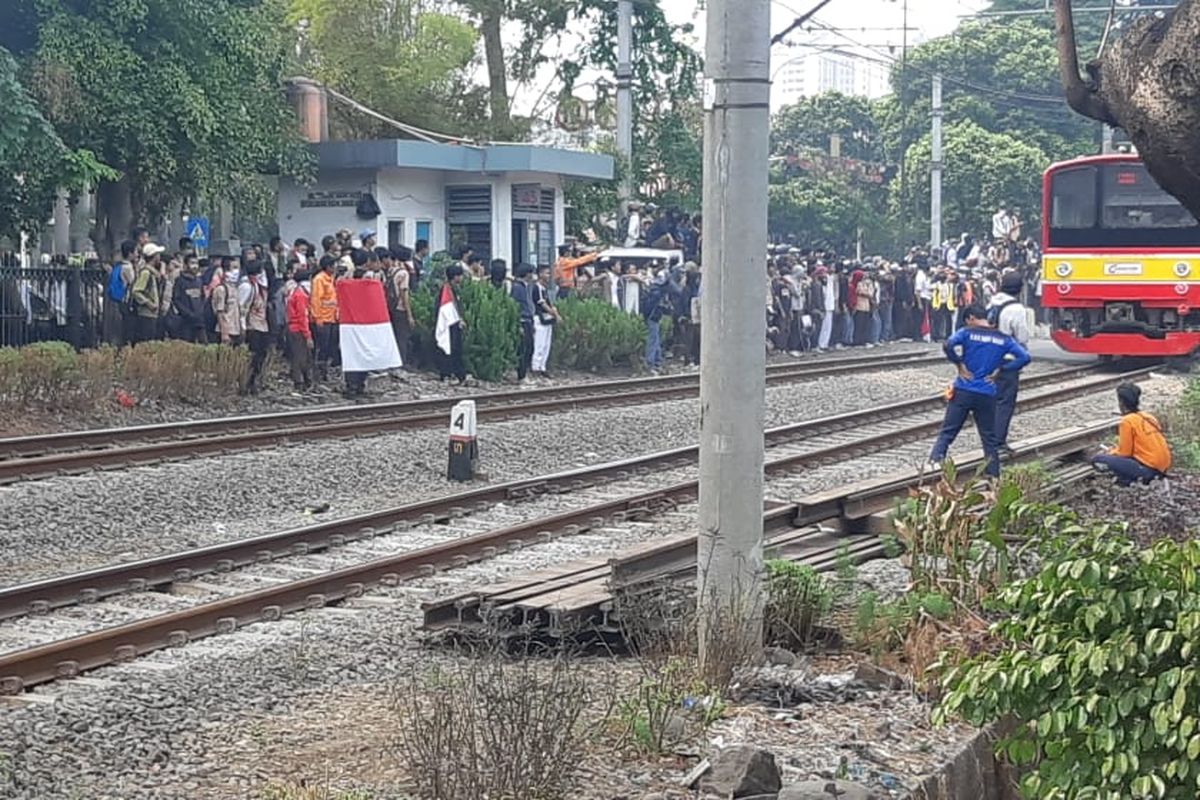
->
[925,459,943,472]
[788,351,802,357]
[998,445,1017,460]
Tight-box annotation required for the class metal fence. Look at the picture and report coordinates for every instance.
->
[0,262,108,349]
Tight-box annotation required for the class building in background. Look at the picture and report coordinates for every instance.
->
[772,51,891,108]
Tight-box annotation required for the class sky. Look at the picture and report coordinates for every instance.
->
[511,0,993,119]
[658,0,991,50]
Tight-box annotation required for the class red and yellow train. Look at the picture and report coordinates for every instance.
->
[1042,153,1200,358]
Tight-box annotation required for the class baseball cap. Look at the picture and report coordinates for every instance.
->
[143,243,165,258]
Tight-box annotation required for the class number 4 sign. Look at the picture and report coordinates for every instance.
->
[447,400,478,482]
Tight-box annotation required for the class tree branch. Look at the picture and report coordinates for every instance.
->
[1052,0,1118,125]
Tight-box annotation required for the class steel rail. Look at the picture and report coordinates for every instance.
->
[0,363,1115,624]
[0,353,947,484]
[0,416,1116,693]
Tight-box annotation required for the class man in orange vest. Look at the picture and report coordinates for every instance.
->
[310,255,339,382]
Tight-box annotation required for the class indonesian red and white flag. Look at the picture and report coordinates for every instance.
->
[435,283,462,356]
[336,278,402,371]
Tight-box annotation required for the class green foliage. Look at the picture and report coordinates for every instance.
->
[549,297,647,372]
[937,529,1200,799]
[0,46,113,240]
[618,657,725,755]
[1166,378,1200,471]
[10,0,311,250]
[765,560,833,649]
[458,280,519,382]
[769,172,885,254]
[290,0,484,138]
[895,119,1047,247]
[559,2,704,212]
[855,591,955,655]
[772,93,885,163]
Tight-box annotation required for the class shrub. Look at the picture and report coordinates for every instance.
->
[937,529,1200,799]
[121,341,249,403]
[394,639,601,799]
[549,297,647,371]
[1166,377,1200,470]
[458,280,518,382]
[765,560,832,648]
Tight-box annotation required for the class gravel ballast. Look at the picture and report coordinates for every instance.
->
[0,355,972,586]
[0,365,1185,799]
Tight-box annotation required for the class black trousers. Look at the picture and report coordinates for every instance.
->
[245,330,271,392]
[439,325,466,381]
[315,323,338,379]
[287,331,313,389]
[133,315,158,345]
[517,319,534,380]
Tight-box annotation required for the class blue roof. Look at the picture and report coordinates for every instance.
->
[312,140,614,180]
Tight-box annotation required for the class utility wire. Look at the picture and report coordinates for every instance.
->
[771,0,837,46]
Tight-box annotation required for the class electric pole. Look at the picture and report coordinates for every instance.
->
[897,0,909,234]
[616,0,634,227]
[931,75,943,249]
[697,0,770,666]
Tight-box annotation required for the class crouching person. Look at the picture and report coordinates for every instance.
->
[1091,383,1172,486]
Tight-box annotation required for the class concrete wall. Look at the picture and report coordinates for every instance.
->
[278,169,377,248]
[278,167,566,263]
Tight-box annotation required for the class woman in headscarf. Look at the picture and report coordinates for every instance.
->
[852,268,875,347]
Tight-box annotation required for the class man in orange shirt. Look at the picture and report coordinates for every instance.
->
[1092,383,1172,486]
[310,255,339,382]
[555,244,598,297]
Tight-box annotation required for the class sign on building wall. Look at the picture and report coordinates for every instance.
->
[300,191,364,209]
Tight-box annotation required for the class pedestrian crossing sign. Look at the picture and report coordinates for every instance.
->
[186,217,210,248]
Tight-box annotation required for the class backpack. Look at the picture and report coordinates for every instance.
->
[384,269,400,314]
[988,299,1019,329]
[107,264,127,302]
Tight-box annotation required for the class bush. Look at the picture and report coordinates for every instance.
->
[121,341,249,403]
[765,560,832,648]
[394,639,601,799]
[549,297,647,371]
[459,280,519,382]
[0,341,250,412]
[937,529,1200,799]
[1166,378,1200,470]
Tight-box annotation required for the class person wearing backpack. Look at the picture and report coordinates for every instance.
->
[130,243,165,344]
[103,240,137,346]
[988,271,1032,456]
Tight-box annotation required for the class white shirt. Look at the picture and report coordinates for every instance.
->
[992,210,1013,240]
[915,269,931,300]
[624,212,642,247]
[989,292,1031,345]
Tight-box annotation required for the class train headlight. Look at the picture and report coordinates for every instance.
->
[1055,262,1073,278]
[1176,262,1192,278]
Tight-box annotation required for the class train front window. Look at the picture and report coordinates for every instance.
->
[1101,164,1199,229]
[1050,166,1097,229]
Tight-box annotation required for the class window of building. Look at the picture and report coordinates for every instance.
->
[446,186,492,260]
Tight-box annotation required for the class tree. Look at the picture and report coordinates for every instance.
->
[559,1,704,216]
[290,0,484,138]
[771,92,884,163]
[769,172,883,254]
[10,0,311,257]
[1053,0,1200,221]
[453,0,573,140]
[896,119,1047,243]
[0,47,114,242]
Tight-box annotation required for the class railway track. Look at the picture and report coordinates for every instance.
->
[0,365,1144,693]
[0,351,946,484]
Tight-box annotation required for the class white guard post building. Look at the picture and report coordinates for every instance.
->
[278,139,613,266]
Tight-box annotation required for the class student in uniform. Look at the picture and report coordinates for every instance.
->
[1091,383,1172,486]
[929,305,1032,478]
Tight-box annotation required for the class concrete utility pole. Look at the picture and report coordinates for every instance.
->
[697,0,770,666]
[616,0,634,224]
[930,75,943,249]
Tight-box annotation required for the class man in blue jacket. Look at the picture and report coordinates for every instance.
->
[929,304,1032,477]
